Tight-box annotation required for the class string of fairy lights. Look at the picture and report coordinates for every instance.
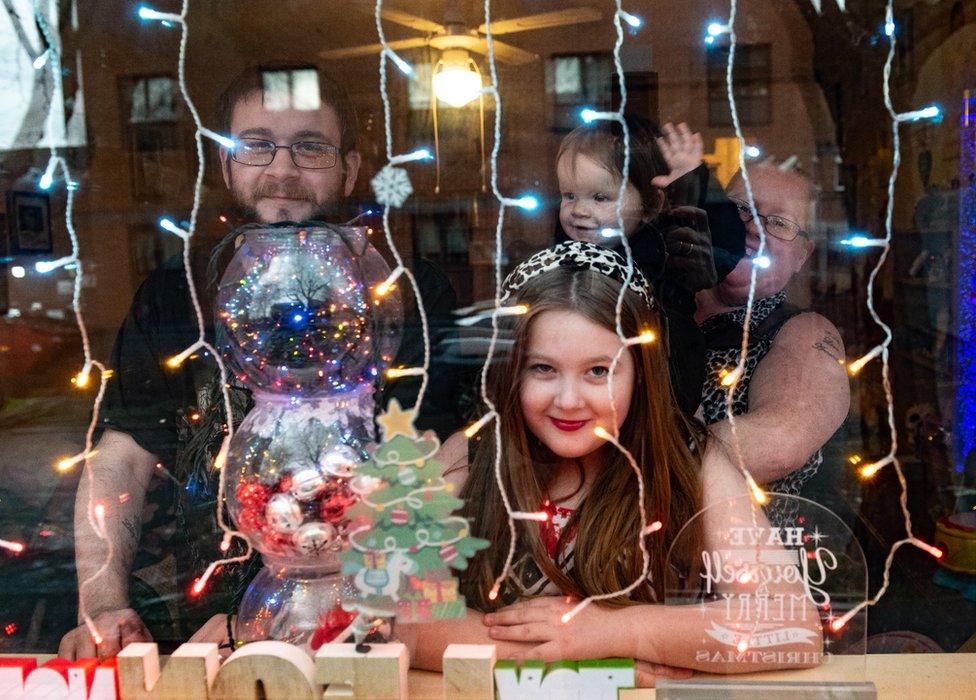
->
[5,0,953,651]
[556,1,663,625]
[827,0,944,632]
[368,0,435,406]
[24,1,117,645]
[133,1,255,602]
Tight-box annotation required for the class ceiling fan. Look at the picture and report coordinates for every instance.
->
[320,4,603,69]
[322,4,601,192]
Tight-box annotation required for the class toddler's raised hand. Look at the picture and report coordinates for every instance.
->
[651,122,704,188]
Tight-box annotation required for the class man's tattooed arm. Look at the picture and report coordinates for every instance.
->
[812,331,845,363]
[121,516,141,543]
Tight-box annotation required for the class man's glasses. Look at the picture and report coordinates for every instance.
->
[729,197,806,241]
[231,138,340,170]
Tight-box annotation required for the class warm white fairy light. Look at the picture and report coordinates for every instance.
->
[858,455,893,479]
[385,367,426,379]
[374,265,404,297]
[56,451,97,473]
[511,511,550,523]
[464,411,498,439]
[455,303,528,327]
[848,343,883,375]
[166,339,205,369]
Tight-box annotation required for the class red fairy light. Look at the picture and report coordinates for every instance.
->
[190,562,220,598]
[4,623,16,635]
[0,539,25,554]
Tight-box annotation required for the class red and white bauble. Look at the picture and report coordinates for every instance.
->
[390,508,409,525]
[440,544,458,563]
[397,466,418,486]
[294,521,338,556]
[266,493,303,534]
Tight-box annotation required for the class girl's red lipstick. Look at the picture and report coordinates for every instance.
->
[550,417,588,432]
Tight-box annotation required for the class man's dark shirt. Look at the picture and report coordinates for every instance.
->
[97,246,461,640]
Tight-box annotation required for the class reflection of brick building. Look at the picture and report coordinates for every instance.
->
[0,0,967,421]
[2,0,841,341]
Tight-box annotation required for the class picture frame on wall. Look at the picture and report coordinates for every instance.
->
[6,190,52,255]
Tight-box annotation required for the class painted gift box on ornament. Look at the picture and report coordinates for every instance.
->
[396,597,433,623]
[423,578,459,603]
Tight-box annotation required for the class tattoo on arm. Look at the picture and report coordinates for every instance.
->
[121,517,141,543]
[813,332,844,363]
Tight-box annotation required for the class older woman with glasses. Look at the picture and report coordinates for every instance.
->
[694,163,850,527]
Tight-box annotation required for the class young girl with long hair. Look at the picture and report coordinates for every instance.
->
[399,242,822,685]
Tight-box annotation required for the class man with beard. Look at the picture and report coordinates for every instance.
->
[58,67,460,658]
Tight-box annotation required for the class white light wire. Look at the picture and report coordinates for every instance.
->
[829,1,942,631]
[720,0,771,505]
[473,1,657,614]
[32,0,114,641]
[374,0,433,410]
[563,0,657,624]
[138,0,252,601]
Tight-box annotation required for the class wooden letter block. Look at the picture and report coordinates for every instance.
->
[0,658,38,698]
[117,642,219,700]
[315,642,408,700]
[21,667,69,700]
[442,644,496,700]
[209,641,315,700]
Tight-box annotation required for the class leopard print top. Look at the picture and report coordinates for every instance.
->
[700,292,820,528]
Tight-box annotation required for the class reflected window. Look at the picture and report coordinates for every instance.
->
[706,44,771,127]
[546,52,612,132]
[120,75,184,200]
[261,67,320,111]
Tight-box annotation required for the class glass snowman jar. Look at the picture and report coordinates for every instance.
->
[216,224,401,650]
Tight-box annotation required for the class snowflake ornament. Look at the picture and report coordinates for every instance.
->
[371,166,413,208]
[809,0,846,12]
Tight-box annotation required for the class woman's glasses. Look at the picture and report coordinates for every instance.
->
[231,138,340,170]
